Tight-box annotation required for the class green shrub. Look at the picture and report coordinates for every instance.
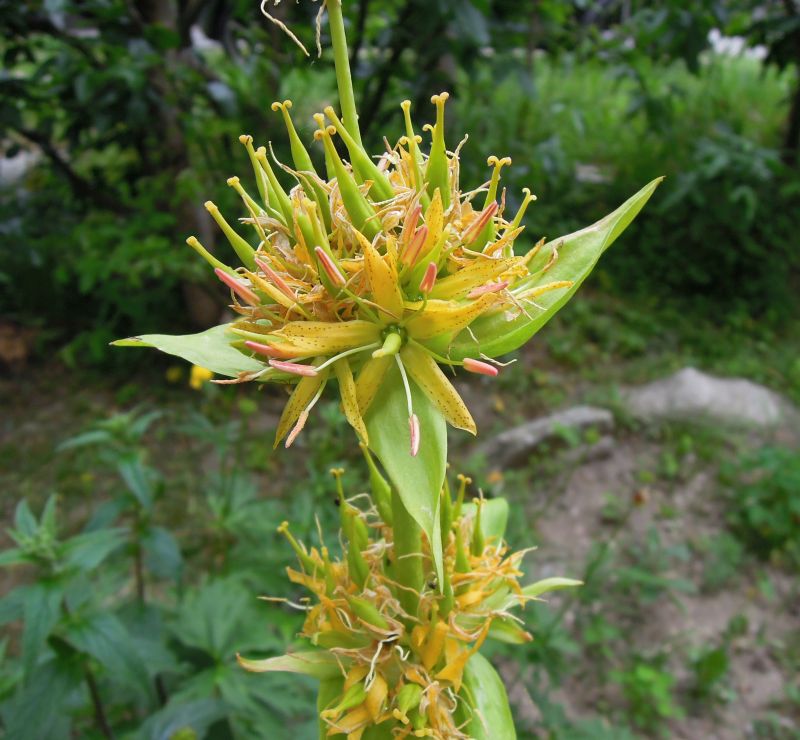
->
[722,445,800,567]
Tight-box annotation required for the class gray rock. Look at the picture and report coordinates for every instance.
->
[622,367,799,429]
[479,406,614,468]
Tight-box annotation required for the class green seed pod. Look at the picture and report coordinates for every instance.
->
[440,482,453,542]
[324,106,394,202]
[254,147,294,226]
[425,93,451,209]
[238,134,270,208]
[204,201,256,271]
[347,538,370,589]
[314,125,380,240]
[314,630,371,650]
[455,528,470,574]
[396,683,423,718]
[475,156,511,247]
[346,595,390,631]
[471,498,486,557]
[321,681,367,718]
[359,443,393,526]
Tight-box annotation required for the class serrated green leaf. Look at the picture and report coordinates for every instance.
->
[118,455,156,509]
[13,500,37,538]
[237,651,340,680]
[0,548,30,568]
[65,611,154,702]
[60,527,127,573]
[113,324,263,378]
[440,178,663,360]
[136,698,228,740]
[142,525,183,581]
[22,581,63,678]
[457,652,516,739]
[0,656,79,739]
[364,364,446,587]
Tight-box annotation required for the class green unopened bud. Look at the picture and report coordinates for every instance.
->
[471,497,486,556]
[346,595,390,631]
[321,682,367,719]
[360,443,393,525]
[394,683,423,724]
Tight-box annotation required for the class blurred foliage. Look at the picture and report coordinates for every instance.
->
[721,445,800,567]
[1,0,798,366]
[0,405,356,738]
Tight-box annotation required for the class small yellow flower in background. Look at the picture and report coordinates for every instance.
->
[189,365,214,390]
[165,365,184,384]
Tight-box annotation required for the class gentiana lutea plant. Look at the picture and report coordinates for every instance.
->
[117,2,661,737]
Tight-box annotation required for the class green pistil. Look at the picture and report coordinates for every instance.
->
[373,328,404,358]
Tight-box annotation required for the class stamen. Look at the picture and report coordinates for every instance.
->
[463,358,499,377]
[419,261,438,294]
[243,341,298,359]
[463,201,498,246]
[214,268,259,306]
[314,246,346,287]
[401,225,429,267]
[401,204,422,249]
[269,359,319,377]
[467,280,509,299]
[395,354,418,456]
[254,257,296,300]
[409,414,420,457]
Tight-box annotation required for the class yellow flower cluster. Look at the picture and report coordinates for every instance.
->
[193,94,570,452]
[240,471,557,739]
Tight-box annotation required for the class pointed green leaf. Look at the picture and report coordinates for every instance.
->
[441,178,663,360]
[60,527,128,573]
[237,651,341,680]
[522,577,583,599]
[65,611,154,702]
[364,364,446,587]
[457,652,516,739]
[22,582,63,678]
[113,324,263,378]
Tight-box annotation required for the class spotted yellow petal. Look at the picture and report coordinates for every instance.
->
[355,355,392,415]
[423,189,444,252]
[400,344,476,434]
[273,320,380,354]
[404,294,500,341]
[365,674,387,721]
[334,359,368,444]
[428,257,522,300]
[274,370,329,447]
[359,233,404,319]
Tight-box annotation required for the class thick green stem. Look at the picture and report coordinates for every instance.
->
[392,488,422,618]
[327,0,362,146]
